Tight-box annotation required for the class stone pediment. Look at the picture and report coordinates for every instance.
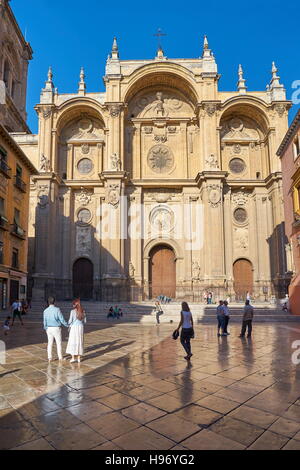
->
[221,118,260,142]
[129,91,193,119]
[61,117,105,142]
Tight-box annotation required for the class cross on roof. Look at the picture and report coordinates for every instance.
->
[154,28,167,50]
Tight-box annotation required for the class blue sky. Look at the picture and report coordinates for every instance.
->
[12,0,300,133]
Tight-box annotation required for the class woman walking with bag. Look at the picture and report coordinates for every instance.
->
[175,301,194,361]
[66,299,86,363]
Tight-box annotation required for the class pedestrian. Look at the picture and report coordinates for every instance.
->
[246,291,251,302]
[11,299,23,327]
[43,296,68,362]
[175,301,194,361]
[113,305,120,319]
[203,291,207,304]
[216,300,226,337]
[207,292,213,304]
[154,301,163,324]
[3,316,11,336]
[21,299,27,316]
[107,306,114,319]
[223,300,230,335]
[66,299,86,363]
[239,300,254,338]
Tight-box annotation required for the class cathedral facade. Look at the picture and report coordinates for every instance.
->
[14,38,291,302]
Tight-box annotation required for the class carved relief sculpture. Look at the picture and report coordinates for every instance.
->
[147,145,174,174]
[37,185,50,208]
[76,188,92,206]
[40,154,51,172]
[107,183,120,208]
[234,227,249,251]
[76,226,92,256]
[232,191,250,206]
[205,154,219,169]
[129,262,135,278]
[208,184,221,208]
[110,153,121,171]
[192,261,200,280]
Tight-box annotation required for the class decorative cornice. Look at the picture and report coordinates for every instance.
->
[0,123,38,175]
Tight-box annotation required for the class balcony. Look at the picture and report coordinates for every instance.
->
[11,223,26,240]
[14,175,27,193]
[0,215,9,231]
[0,159,11,178]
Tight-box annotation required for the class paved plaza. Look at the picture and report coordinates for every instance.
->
[1,319,300,450]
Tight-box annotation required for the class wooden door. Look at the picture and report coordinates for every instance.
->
[150,245,176,298]
[9,280,19,305]
[73,258,93,300]
[233,259,253,300]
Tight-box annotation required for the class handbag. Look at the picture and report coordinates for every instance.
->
[172,329,179,340]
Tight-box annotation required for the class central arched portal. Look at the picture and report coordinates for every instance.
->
[73,258,93,300]
[149,244,176,299]
[233,258,253,300]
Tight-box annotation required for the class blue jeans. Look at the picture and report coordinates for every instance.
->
[217,315,225,332]
[180,328,193,356]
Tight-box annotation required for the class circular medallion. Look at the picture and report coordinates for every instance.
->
[78,119,93,134]
[150,206,175,233]
[229,158,246,174]
[230,118,243,132]
[77,208,92,224]
[234,207,247,224]
[147,145,174,174]
[77,158,93,174]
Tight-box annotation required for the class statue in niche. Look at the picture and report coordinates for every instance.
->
[192,261,200,280]
[40,154,51,172]
[110,153,121,171]
[205,154,219,169]
[129,262,135,278]
[153,92,165,116]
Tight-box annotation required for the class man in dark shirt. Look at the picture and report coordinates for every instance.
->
[239,300,254,338]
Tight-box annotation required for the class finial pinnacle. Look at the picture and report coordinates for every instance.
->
[47,66,53,82]
[80,66,85,82]
[237,64,247,93]
[78,66,86,94]
[112,36,118,51]
[204,35,209,50]
[111,37,119,60]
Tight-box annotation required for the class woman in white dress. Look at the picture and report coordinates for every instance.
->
[66,299,86,363]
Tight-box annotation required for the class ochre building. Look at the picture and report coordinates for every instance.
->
[0,124,37,308]
[0,0,37,309]
[277,110,300,314]
[14,38,291,302]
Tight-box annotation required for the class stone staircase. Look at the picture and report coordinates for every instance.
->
[14,301,300,324]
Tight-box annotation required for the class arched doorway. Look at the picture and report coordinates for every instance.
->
[233,259,253,300]
[149,245,176,299]
[73,258,93,300]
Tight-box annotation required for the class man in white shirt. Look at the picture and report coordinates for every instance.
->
[43,296,68,362]
[11,299,23,326]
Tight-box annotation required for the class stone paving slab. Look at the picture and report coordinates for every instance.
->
[0,321,300,450]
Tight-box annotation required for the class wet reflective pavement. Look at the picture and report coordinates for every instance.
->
[1,321,300,450]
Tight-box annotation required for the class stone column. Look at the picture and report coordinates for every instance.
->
[100,171,128,291]
[197,171,227,295]
[223,187,233,292]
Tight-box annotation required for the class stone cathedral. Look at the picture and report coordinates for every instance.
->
[14,37,291,302]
